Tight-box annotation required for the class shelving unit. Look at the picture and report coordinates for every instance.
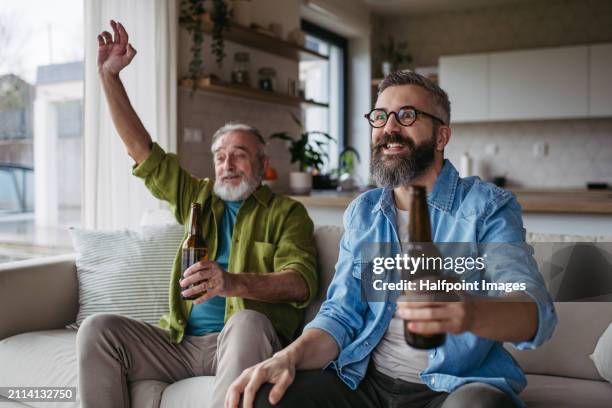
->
[203,23,328,62]
[180,79,328,109]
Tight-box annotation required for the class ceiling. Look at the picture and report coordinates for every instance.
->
[363,0,537,16]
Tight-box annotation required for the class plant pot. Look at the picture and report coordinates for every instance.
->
[232,0,252,28]
[382,61,393,77]
[289,172,312,195]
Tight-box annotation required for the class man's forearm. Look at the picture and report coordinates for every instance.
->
[230,269,309,303]
[470,295,538,342]
[100,72,152,164]
[280,328,339,370]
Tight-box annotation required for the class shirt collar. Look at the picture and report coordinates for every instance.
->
[372,159,458,214]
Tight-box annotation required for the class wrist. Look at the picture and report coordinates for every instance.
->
[225,272,245,297]
[99,69,120,82]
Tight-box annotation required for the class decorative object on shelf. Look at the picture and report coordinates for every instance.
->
[288,78,298,97]
[379,36,413,76]
[231,0,252,28]
[179,0,231,91]
[268,22,283,39]
[270,113,334,195]
[231,51,251,86]
[287,28,306,47]
[335,146,361,191]
[258,67,277,92]
[262,164,278,189]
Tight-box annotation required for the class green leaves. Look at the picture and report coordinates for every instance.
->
[270,127,335,172]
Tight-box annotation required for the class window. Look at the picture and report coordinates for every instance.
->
[0,0,83,263]
[300,20,347,175]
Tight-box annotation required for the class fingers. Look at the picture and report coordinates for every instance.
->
[184,260,217,278]
[117,21,129,45]
[395,305,448,321]
[126,43,137,61]
[110,20,120,44]
[192,283,220,305]
[268,371,293,405]
[242,367,268,408]
[408,319,454,335]
[97,35,105,47]
[226,370,252,408]
[101,31,113,45]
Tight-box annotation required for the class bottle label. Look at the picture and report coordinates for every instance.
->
[181,247,208,273]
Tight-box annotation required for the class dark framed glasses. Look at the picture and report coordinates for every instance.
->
[364,106,446,128]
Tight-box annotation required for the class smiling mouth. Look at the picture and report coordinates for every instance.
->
[222,175,241,182]
[382,142,407,154]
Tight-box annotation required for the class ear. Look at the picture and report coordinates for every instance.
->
[262,156,270,172]
[435,125,451,152]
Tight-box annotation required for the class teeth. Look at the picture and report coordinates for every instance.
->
[385,143,403,149]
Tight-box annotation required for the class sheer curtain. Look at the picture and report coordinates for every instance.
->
[83,0,177,229]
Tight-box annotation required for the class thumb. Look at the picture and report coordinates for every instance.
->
[126,43,137,61]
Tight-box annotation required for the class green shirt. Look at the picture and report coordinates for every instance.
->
[132,143,318,344]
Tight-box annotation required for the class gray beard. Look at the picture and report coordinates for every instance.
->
[214,175,261,201]
[371,135,436,188]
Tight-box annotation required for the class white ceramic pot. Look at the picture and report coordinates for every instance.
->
[232,0,252,27]
[289,172,312,195]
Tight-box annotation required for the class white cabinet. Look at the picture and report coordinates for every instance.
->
[439,54,488,123]
[589,43,612,117]
[489,46,588,120]
[438,44,612,122]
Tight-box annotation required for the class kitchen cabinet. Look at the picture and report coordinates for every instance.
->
[589,43,612,117]
[439,54,488,122]
[439,44,612,122]
[489,46,588,120]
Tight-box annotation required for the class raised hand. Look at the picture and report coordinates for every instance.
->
[97,20,137,76]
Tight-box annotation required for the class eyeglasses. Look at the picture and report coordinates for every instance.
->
[364,106,446,128]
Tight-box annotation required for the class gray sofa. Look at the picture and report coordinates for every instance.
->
[1,225,611,407]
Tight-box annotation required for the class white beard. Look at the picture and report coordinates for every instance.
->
[214,175,260,201]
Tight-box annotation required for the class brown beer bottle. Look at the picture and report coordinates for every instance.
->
[181,203,208,300]
[403,185,446,349]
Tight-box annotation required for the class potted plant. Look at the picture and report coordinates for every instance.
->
[270,113,334,195]
[379,36,413,76]
[335,146,361,191]
[179,0,231,91]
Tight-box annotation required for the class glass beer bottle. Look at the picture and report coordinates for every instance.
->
[403,185,446,349]
[181,203,208,300]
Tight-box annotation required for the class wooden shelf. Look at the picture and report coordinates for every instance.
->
[180,79,328,108]
[203,23,328,62]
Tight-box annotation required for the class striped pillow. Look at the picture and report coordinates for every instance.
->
[69,224,185,327]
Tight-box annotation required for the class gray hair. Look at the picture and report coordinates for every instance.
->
[378,70,451,125]
[210,122,267,160]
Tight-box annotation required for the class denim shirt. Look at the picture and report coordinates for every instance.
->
[304,159,557,407]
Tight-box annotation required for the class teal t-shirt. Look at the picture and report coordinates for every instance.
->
[186,200,242,335]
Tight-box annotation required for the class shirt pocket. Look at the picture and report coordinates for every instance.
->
[249,241,277,272]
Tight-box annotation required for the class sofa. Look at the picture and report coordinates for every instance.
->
[1,225,611,407]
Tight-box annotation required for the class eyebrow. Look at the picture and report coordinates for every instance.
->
[213,145,250,154]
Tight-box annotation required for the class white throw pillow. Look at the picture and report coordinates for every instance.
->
[592,323,612,382]
[69,224,184,327]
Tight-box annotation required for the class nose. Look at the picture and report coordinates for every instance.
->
[383,111,402,135]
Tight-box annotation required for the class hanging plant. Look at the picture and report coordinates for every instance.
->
[179,0,231,91]
[211,0,231,66]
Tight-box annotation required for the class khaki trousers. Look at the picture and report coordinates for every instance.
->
[76,309,282,408]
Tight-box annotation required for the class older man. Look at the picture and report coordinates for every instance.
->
[76,21,317,408]
[226,70,557,408]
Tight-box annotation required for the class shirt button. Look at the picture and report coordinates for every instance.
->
[365,341,370,347]
[431,378,436,385]
[178,319,184,325]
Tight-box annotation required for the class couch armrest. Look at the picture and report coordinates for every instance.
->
[0,254,78,340]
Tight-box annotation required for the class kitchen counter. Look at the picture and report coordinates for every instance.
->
[289,188,612,215]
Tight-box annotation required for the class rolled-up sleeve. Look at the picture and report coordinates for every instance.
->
[274,202,318,309]
[478,191,558,350]
[303,200,368,351]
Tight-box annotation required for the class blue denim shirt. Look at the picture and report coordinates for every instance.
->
[304,159,557,407]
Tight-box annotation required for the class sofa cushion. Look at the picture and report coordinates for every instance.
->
[592,323,612,383]
[521,374,612,408]
[305,226,344,325]
[70,225,184,327]
[507,302,612,380]
[160,376,215,408]
[0,330,79,408]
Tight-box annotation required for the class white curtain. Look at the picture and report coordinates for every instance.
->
[83,0,178,229]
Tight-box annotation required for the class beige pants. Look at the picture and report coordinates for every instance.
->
[76,309,282,408]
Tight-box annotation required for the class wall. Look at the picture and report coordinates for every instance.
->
[372,0,612,188]
[177,0,303,189]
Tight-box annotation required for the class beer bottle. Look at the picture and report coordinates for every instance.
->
[181,203,208,300]
[403,185,446,349]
